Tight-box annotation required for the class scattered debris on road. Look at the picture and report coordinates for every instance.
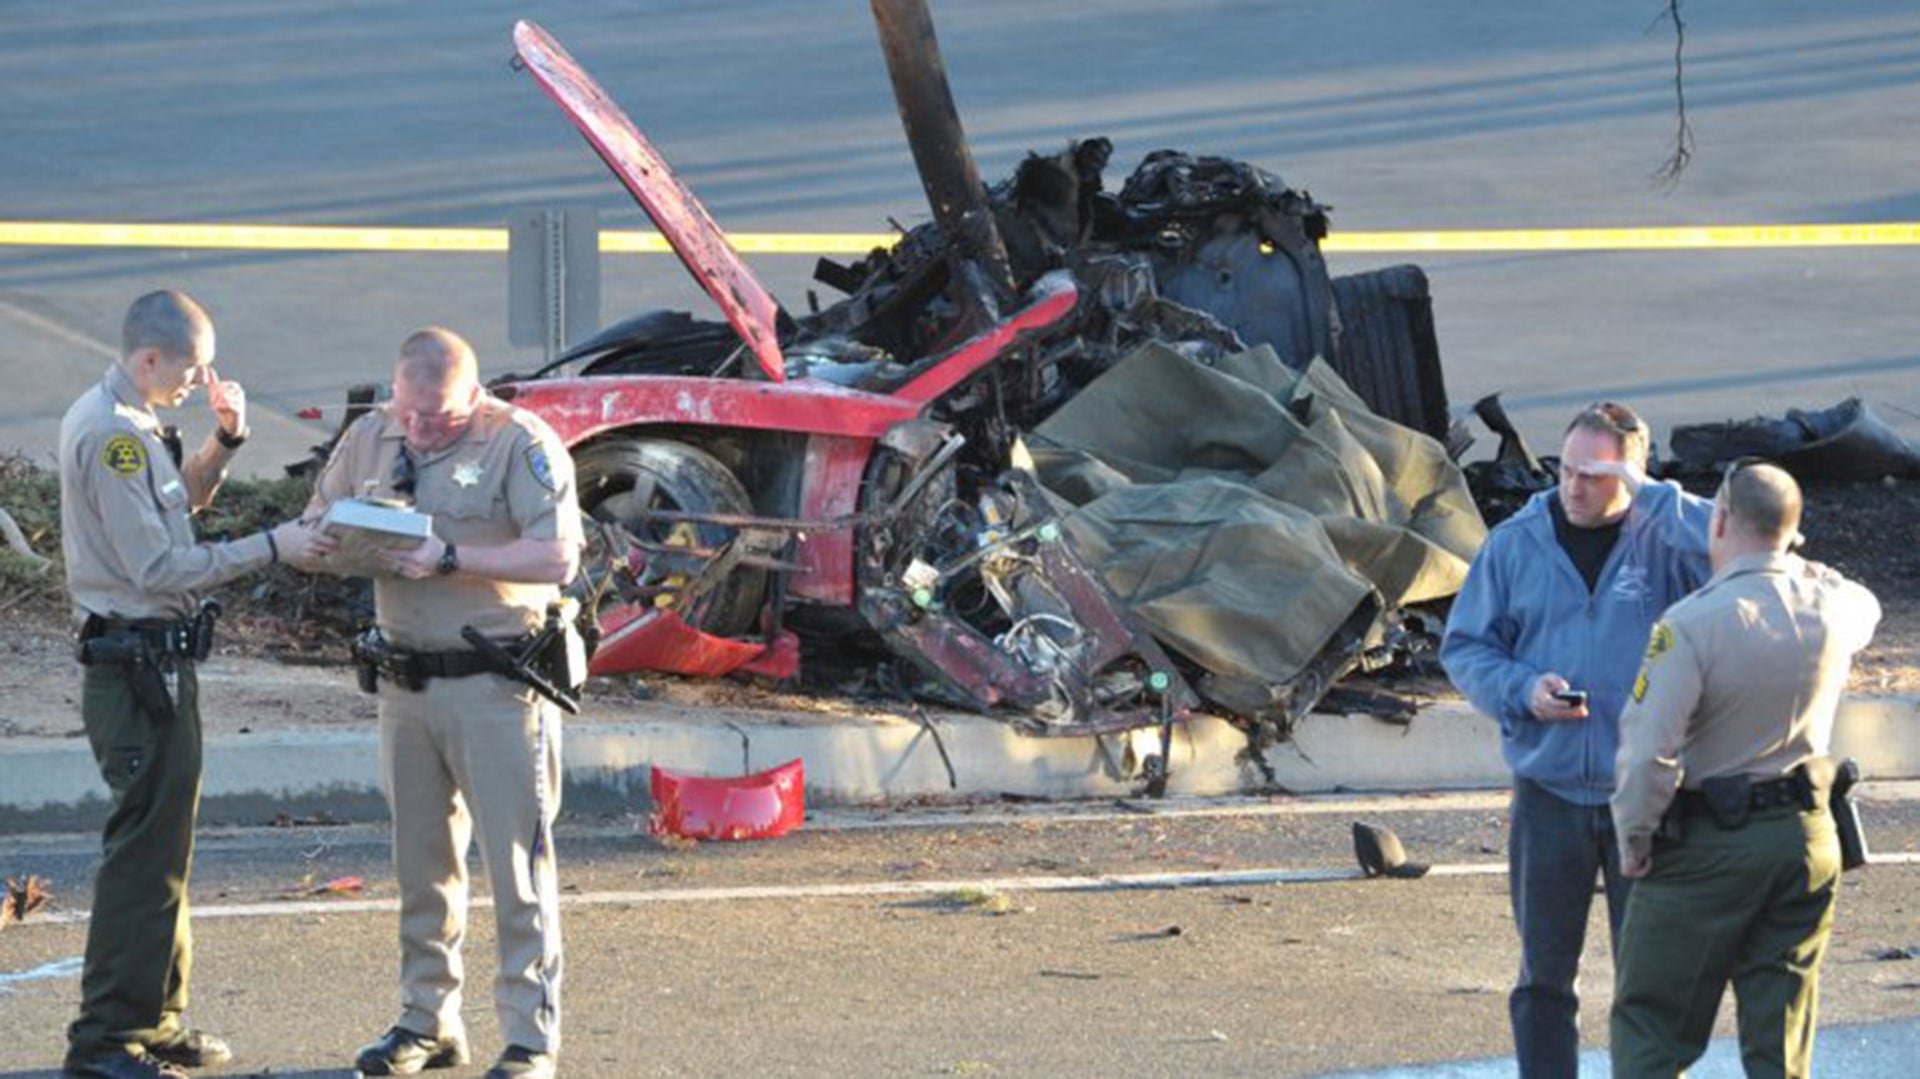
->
[1,875,51,928]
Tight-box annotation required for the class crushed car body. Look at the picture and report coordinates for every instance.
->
[332,12,1486,754]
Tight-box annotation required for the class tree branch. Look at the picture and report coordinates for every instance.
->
[1649,0,1695,190]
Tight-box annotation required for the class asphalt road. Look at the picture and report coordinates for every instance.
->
[5,793,1920,1077]
[5,1,1920,475]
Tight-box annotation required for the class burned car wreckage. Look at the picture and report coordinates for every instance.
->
[331,14,1486,778]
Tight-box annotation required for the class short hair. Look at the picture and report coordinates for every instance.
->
[1717,460,1801,545]
[122,290,210,360]
[1566,401,1650,466]
[396,326,478,388]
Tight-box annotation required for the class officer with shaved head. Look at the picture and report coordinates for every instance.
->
[1611,462,1881,1078]
[59,290,332,1079]
[302,327,581,1079]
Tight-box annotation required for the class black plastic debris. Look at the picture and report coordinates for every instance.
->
[1461,393,1556,526]
[1352,821,1430,879]
[1669,398,1920,481]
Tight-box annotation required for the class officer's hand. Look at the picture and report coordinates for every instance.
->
[1621,852,1652,878]
[207,368,248,441]
[388,535,447,580]
[1577,458,1646,496]
[271,519,337,566]
[1529,673,1589,722]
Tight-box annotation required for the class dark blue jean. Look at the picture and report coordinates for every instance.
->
[1509,777,1632,1079]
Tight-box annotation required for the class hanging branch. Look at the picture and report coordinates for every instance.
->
[1649,0,1694,189]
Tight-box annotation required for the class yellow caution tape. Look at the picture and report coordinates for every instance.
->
[1320,223,1920,252]
[3,220,1919,254]
[0,221,507,252]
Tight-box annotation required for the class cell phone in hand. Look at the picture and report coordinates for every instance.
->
[1552,689,1589,708]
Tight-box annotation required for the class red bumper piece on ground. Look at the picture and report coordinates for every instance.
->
[649,758,805,841]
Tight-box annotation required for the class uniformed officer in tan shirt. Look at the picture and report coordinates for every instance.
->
[58,290,331,1079]
[301,327,581,1079]
[1609,461,1880,1079]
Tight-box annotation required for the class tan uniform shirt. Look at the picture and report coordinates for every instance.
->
[306,394,583,650]
[1612,551,1882,864]
[58,363,272,623]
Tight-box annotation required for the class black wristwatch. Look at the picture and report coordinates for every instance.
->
[436,543,460,576]
[216,426,248,450]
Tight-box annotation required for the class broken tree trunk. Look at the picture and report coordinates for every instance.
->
[870,0,1014,295]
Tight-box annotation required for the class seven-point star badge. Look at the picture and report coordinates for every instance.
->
[452,461,483,488]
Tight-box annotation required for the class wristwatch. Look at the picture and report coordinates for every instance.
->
[436,543,460,576]
[216,426,248,450]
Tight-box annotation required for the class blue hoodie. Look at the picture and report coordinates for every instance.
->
[1441,480,1713,804]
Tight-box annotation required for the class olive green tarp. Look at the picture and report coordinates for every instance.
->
[1029,342,1486,687]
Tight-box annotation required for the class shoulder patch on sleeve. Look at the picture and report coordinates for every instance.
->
[1644,622,1675,661]
[524,443,556,493]
[100,434,147,476]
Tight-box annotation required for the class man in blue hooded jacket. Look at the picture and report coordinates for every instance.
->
[1442,402,1712,1077]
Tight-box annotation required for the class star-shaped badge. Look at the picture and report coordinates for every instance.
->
[452,461,483,488]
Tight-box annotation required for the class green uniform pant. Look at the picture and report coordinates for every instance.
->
[66,660,201,1062]
[1611,804,1840,1079]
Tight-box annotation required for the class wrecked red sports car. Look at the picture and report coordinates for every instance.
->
[332,11,1460,758]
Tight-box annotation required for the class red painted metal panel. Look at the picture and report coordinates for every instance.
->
[513,20,788,381]
[650,758,805,841]
[789,436,876,605]
[591,606,782,678]
[498,375,920,446]
[893,272,1080,403]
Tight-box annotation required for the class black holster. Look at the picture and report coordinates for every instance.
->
[1654,801,1686,846]
[1807,756,1869,871]
[77,633,177,727]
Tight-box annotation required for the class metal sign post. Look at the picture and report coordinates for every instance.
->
[508,206,601,363]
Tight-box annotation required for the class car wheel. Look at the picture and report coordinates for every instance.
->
[573,438,769,637]
[1329,264,1450,441]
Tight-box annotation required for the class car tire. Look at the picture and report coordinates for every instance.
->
[1329,264,1450,441]
[573,437,769,637]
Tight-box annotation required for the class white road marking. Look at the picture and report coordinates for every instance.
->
[19,854,1916,927]
[0,955,83,990]
[0,296,115,358]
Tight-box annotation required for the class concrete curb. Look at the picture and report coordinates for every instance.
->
[3,695,1915,833]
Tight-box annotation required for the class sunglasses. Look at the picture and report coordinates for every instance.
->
[1583,400,1642,434]
[1718,454,1772,487]
[391,446,417,497]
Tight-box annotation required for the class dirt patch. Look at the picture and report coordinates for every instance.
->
[1797,477,1920,693]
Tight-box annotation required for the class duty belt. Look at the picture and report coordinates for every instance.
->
[1675,773,1811,817]
[81,615,199,659]
[352,627,535,692]
[78,602,221,664]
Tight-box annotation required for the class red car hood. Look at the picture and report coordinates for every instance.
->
[513,20,787,382]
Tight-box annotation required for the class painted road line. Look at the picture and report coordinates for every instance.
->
[7,221,1920,254]
[0,956,83,989]
[20,854,1920,927]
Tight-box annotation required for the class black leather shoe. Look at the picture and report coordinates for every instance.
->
[62,1047,188,1079]
[353,1026,469,1077]
[483,1045,556,1079]
[145,1029,233,1069]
